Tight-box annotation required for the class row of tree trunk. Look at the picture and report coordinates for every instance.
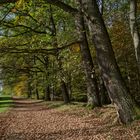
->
[80,0,137,124]
[25,0,139,124]
[44,0,139,124]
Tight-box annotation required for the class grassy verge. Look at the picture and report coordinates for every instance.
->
[0,95,13,113]
[45,101,87,111]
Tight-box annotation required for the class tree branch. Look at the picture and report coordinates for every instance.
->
[2,22,51,34]
[44,0,78,15]
[0,40,81,54]
[0,0,78,15]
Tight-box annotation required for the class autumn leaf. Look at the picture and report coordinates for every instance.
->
[69,43,80,53]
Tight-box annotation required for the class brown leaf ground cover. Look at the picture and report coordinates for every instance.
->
[0,98,140,140]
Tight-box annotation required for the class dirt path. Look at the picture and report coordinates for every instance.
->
[0,98,140,140]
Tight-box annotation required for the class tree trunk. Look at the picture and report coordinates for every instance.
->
[27,81,32,99]
[50,85,55,101]
[67,77,72,100]
[67,84,72,100]
[99,77,111,105]
[45,85,51,101]
[43,57,51,101]
[27,74,32,99]
[129,0,140,98]
[61,80,70,104]
[130,0,140,73]
[82,0,137,123]
[76,0,101,107]
[57,57,70,103]
[35,86,39,100]
[49,6,70,103]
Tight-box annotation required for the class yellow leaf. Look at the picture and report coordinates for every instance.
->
[69,43,80,53]
[15,0,25,9]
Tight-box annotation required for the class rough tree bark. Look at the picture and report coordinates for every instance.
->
[130,0,140,73]
[76,0,101,107]
[99,77,111,105]
[82,0,137,123]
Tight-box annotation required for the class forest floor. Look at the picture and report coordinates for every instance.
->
[0,98,140,140]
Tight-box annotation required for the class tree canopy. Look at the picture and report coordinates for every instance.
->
[0,0,140,124]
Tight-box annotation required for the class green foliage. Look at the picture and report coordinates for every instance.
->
[2,85,13,96]
[13,75,28,96]
[0,0,140,105]
[72,92,87,102]
[0,95,13,113]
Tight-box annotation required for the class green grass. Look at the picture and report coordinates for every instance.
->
[45,101,87,111]
[0,95,13,113]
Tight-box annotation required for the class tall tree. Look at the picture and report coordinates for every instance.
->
[49,6,70,103]
[130,0,140,73]
[82,0,137,123]
[76,0,101,107]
